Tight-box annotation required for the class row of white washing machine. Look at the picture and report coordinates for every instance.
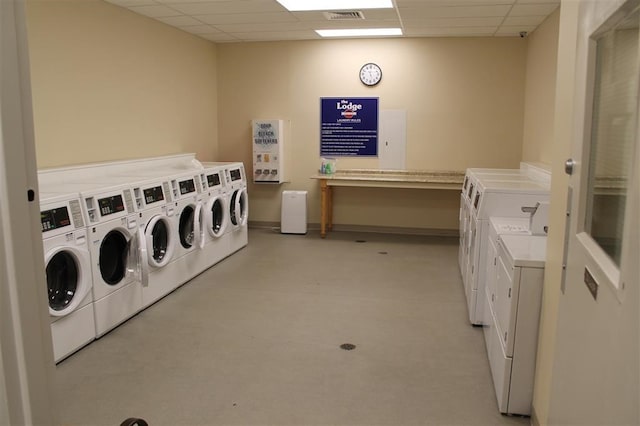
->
[458,165,550,326]
[39,157,248,362]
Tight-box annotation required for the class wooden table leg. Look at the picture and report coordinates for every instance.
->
[320,179,328,238]
[327,185,333,231]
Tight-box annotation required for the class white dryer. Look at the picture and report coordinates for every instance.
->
[164,164,230,275]
[215,162,248,256]
[109,168,207,294]
[459,168,528,276]
[167,170,207,267]
[200,165,230,266]
[40,191,95,362]
[66,182,144,337]
[465,179,549,325]
[128,175,180,306]
[100,173,180,308]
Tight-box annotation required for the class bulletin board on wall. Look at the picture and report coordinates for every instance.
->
[320,97,379,157]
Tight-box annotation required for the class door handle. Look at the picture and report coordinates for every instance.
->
[564,158,576,175]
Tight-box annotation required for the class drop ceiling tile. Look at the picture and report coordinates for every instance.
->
[502,15,546,26]
[312,21,403,30]
[106,0,562,41]
[397,5,511,19]
[156,15,204,26]
[213,22,310,33]
[215,20,400,33]
[515,0,558,4]
[509,3,559,16]
[199,32,240,42]
[228,30,320,41]
[127,4,182,17]
[291,9,398,21]
[397,0,513,5]
[196,12,298,25]
[104,0,157,6]
[402,17,504,27]
[168,0,283,15]
[157,0,233,3]
[404,26,497,36]
[495,25,536,35]
[180,24,220,34]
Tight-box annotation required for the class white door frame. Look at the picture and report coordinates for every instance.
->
[0,0,58,424]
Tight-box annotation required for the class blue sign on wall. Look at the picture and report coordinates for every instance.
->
[320,97,379,157]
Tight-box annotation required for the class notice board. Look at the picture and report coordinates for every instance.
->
[320,97,379,157]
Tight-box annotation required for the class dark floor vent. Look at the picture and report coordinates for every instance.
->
[340,343,356,351]
[355,240,366,243]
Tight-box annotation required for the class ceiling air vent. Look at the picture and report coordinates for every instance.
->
[323,11,365,20]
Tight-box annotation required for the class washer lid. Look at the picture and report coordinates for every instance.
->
[500,234,547,268]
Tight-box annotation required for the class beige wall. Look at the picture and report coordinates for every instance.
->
[522,9,560,166]
[26,0,219,169]
[217,38,527,229]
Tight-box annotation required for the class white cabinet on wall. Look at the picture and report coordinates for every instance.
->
[483,234,546,416]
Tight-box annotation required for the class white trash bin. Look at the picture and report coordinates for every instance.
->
[281,191,307,234]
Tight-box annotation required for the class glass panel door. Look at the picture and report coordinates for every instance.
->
[584,7,639,265]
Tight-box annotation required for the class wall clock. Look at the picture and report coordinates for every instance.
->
[359,63,382,86]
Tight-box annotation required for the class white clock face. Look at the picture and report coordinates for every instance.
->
[359,63,382,86]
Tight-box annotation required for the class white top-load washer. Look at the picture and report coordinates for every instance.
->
[46,181,144,337]
[483,234,546,415]
[40,191,95,362]
[464,179,549,325]
[482,217,532,330]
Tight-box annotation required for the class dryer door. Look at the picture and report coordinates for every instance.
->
[129,225,148,287]
[99,228,130,286]
[207,195,226,238]
[45,246,90,317]
[179,204,195,249]
[145,215,174,267]
[229,188,248,228]
[194,202,205,249]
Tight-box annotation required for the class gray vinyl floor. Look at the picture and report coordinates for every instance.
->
[54,229,530,426]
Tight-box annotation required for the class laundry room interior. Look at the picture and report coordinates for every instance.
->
[1,0,638,425]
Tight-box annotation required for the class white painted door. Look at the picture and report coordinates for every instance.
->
[548,1,639,424]
[378,109,406,170]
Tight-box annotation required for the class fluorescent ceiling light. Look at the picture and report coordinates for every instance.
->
[276,0,392,11]
[316,28,403,37]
